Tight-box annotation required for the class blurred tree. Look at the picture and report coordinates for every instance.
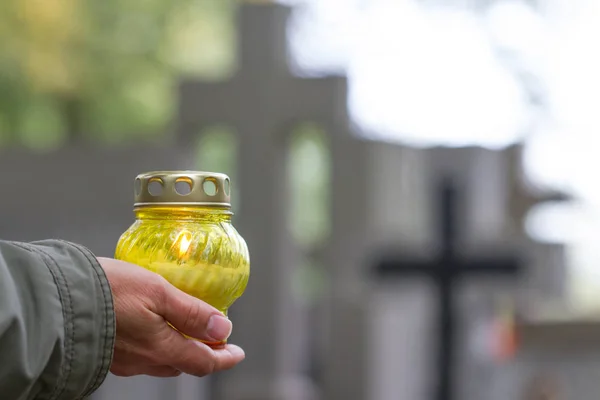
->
[0,0,237,147]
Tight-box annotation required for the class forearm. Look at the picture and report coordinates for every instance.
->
[0,240,115,400]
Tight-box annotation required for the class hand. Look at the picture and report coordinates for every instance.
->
[97,257,245,378]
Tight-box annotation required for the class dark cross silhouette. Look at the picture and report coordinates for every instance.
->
[373,176,524,400]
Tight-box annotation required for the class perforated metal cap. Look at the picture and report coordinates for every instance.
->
[134,171,231,208]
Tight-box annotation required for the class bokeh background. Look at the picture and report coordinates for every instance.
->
[2,0,600,399]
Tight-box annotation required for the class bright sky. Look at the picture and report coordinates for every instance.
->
[281,0,600,309]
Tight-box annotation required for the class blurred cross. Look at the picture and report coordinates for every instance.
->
[176,3,348,144]
[374,176,524,400]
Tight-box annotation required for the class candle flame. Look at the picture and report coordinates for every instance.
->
[177,232,192,258]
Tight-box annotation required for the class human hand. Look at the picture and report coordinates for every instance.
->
[97,257,245,378]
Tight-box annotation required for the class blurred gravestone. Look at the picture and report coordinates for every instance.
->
[326,138,427,400]
[425,144,570,400]
[339,140,432,400]
[367,145,509,400]
[176,2,350,399]
[424,146,510,400]
[427,144,570,400]
[367,143,572,400]
[373,177,523,400]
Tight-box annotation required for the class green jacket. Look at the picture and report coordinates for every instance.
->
[0,240,115,400]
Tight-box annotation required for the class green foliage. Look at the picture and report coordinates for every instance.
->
[0,0,237,147]
[288,122,331,249]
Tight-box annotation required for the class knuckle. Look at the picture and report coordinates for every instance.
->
[183,302,206,334]
[152,275,169,298]
[144,275,170,309]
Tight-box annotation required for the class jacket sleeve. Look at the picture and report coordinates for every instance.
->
[0,239,115,400]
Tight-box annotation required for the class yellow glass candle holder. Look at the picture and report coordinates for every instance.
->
[115,171,250,349]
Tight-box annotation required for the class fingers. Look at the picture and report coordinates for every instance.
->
[112,325,245,378]
[153,279,232,343]
[159,329,245,377]
[99,258,245,378]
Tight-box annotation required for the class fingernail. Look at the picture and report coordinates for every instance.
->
[207,315,232,341]
[229,345,245,359]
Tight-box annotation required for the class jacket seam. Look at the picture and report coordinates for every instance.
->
[58,241,115,398]
[10,242,74,400]
[32,246,76,400]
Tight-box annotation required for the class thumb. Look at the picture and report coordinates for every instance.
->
[155,280,233,343]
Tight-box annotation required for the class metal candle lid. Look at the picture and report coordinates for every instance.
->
[134,171,231,208]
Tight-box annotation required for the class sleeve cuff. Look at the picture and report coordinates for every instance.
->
[29,240,116,399]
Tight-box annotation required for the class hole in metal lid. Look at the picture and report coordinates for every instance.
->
[175,178,193,196]
[148,179,164,196]
[224,178,231,196]
[203,178,217,196]
[134,178,142,196]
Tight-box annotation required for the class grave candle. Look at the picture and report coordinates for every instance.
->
[115,171,251,349]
